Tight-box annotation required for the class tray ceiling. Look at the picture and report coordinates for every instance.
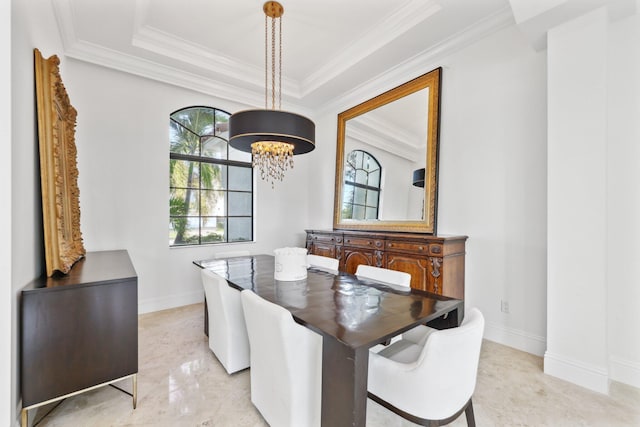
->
[53,0,513,111]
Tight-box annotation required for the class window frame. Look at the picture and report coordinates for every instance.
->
[169,106,254,247]
[342,149,381,220]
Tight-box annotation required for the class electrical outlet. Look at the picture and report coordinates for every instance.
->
[501,300,510,313]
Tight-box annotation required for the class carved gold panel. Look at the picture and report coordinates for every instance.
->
[34,48,85,276]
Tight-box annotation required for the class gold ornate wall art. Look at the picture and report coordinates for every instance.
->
[34,48,85,276]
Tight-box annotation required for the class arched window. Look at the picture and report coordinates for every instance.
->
[169,106,253,246]
[341,150,381,220]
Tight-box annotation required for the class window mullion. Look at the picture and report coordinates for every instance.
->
[170,106,252,246]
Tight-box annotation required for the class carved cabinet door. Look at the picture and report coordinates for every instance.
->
[309,241,336,258]
[306,232,339,259]
[341,248,378,274]
[385,253,444,294]
[385,253,429,292]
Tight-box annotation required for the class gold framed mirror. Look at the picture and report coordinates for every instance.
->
[333,67,442,234]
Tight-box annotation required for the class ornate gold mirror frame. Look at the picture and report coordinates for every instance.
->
[35,49,85,276]
[333,67,442,233]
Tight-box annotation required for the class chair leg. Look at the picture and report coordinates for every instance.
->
[464,398,476,427]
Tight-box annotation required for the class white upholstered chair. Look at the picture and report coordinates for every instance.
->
[355,264,411,288]
[240,290,322,427]
[200,269,250,374]
[355,264,431,347]
[307,254,339,272]
[202,250,250,338]
[368,308,485,426]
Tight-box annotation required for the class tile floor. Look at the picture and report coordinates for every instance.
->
[32,303,640,426]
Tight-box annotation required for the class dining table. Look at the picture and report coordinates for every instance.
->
[194,254,464,427]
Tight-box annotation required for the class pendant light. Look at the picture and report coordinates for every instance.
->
[228,1,315,188]
[412,168,425,187]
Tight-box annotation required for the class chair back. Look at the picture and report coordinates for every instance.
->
[307,254,339,272]
[378,308,484,420]
[355,264,411,288]
[241,290,322,427]
[200,269,250,374]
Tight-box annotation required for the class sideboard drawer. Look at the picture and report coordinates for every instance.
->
[386,241,443,256]
[386,240,429,254]
[343,236,384,249]
[308,233,342,244]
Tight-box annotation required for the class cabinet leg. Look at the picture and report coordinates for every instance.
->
[21,408,27,427]
[132,374,137,409]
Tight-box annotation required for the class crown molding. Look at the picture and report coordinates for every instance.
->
[52,0,513,116]
[130,26,260,93]
[64,38,265,107]
[52,0,77,50]
[301,0,442,97]
[318,6,515,115]
[131,0,300,99]
[347,119,420,162]
[131,26,303,100]
[51,1,313,113]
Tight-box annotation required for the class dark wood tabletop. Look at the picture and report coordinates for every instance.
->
[194,254,464,427]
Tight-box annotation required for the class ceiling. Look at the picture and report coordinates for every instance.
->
[53,0,515,112]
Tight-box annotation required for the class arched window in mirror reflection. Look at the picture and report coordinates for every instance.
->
[342,150,381,220]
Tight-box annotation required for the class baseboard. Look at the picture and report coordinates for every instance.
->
[138,290,203,314]
[609,355,640,389]
[544,351,610,394]
[483,320,547,356]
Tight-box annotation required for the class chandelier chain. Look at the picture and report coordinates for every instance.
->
[279,17,282,110]
[264,15,268,109]
[271,15,276,110]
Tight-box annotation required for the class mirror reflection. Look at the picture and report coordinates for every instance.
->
[334,68,442,233]
[342,88,428,221]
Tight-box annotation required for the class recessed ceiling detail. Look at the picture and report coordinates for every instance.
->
[52,0,514,110]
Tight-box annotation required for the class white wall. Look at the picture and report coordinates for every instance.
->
[607,8,640,387]
[544,5,640,392]
[10,0,67,423]
[438,28,548,357]
[311,25,549,356]
[64,59,312,314]
[546,7,609,393]
[1,1,12,425]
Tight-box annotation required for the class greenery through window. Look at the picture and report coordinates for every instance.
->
[341,150,381,220]
[170,106,253,246]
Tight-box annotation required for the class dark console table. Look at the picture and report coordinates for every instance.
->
[20,250,138,426]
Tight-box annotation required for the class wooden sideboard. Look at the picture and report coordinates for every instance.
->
[21,250,138,426]
[306,230,467,299]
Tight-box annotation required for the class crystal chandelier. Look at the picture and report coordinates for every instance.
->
[228,1,315,188]
[251,141,294,183]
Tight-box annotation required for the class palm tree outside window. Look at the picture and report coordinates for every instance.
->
[341,150,381,220]
[169,106,253,246]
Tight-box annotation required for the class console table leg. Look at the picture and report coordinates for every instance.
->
[20,373,137,426]
[133,374,138,409]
